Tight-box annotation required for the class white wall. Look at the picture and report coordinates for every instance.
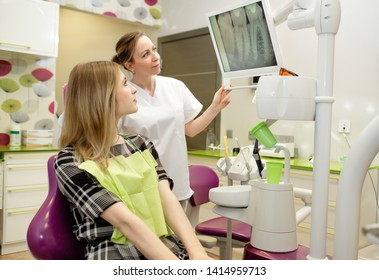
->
[158,0,379,164]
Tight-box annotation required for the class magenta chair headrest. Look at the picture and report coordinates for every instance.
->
[27,155,86,260]
[188,165,219,206]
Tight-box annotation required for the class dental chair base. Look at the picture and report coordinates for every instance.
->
[243,244,309,260]
[210,180,298,254]
[250,181,298,252]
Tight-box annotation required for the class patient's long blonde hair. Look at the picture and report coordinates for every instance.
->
[59,61,121,169]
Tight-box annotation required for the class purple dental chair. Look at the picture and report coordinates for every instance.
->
[27,155,86,260]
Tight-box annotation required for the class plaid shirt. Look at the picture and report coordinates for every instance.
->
[54,134,187,260]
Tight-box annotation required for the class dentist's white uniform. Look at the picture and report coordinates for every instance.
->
[119,75,203,201]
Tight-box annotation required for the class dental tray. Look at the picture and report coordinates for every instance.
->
[209,185,252,208]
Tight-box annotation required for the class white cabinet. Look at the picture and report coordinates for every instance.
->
[0,151,57,255]
[0,0,59,57]
[291,168,378,257]
[290,169,338,256]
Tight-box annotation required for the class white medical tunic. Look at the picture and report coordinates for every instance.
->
[119,76,203,200]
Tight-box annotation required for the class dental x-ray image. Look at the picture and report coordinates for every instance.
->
[209,2,277,73]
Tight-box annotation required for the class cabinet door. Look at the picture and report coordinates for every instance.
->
[0,0,59,57]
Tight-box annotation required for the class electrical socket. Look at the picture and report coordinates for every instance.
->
[338,120,351,134]
[226,129,233,138]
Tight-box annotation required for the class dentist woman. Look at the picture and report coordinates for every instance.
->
[112,32,231,210]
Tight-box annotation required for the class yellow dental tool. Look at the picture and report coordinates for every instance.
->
[224,135,229,158]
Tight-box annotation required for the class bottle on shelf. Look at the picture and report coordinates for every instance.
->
[9,124,21,147]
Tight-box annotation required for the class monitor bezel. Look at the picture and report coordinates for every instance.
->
[206,0,283,84]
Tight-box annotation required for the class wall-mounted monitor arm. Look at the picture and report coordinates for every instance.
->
[272,0,299,26]
[272,0,316,26]
[272,0,340,35]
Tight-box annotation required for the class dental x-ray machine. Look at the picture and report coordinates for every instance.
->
[209,0,341,260]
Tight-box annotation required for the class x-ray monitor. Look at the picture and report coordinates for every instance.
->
[206,0,283,86]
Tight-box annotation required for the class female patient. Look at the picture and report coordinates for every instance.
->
[55,61,212,260]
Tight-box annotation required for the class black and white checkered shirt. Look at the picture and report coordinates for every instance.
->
[54,134,188,260]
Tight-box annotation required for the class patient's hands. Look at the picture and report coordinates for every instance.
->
[187,244,215,260]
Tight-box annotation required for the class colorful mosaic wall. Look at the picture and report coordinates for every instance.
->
[0,0,162,145]
[46,0,162,27]
[0,52,57,145]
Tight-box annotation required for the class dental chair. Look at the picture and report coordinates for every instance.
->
[187,164,251,259]
[27,155,86,260]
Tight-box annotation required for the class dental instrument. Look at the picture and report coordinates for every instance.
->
[253,139,264,178]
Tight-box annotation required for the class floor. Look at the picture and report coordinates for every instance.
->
[0,250,33,260]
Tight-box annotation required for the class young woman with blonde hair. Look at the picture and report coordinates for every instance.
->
[56,61,212,260]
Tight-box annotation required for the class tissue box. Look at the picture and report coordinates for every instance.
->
[22,130,54,146]
[22,137,53,147]
[22,130,54,138]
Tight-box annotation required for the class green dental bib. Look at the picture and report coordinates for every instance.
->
[79,149,171,245]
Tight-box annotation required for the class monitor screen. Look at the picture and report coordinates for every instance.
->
[206,0,282,87]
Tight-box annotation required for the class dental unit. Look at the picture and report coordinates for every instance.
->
[214,135,312,257]
[207,0,344,259]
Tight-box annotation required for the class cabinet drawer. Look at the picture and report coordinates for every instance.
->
[290,169,339,201]
[295,197,336,229]
[4,152,56,165]
[5,185,47,209]
[5,162,50,187]
[3,207,38,243]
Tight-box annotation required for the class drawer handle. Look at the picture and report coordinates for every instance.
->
[0,41,31,49]
[290,171,313,177]
[7,185,47,192]
[290,170,339,182]
[7,153,55,160]
[7,164,46,170]
[7,208,38,215]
